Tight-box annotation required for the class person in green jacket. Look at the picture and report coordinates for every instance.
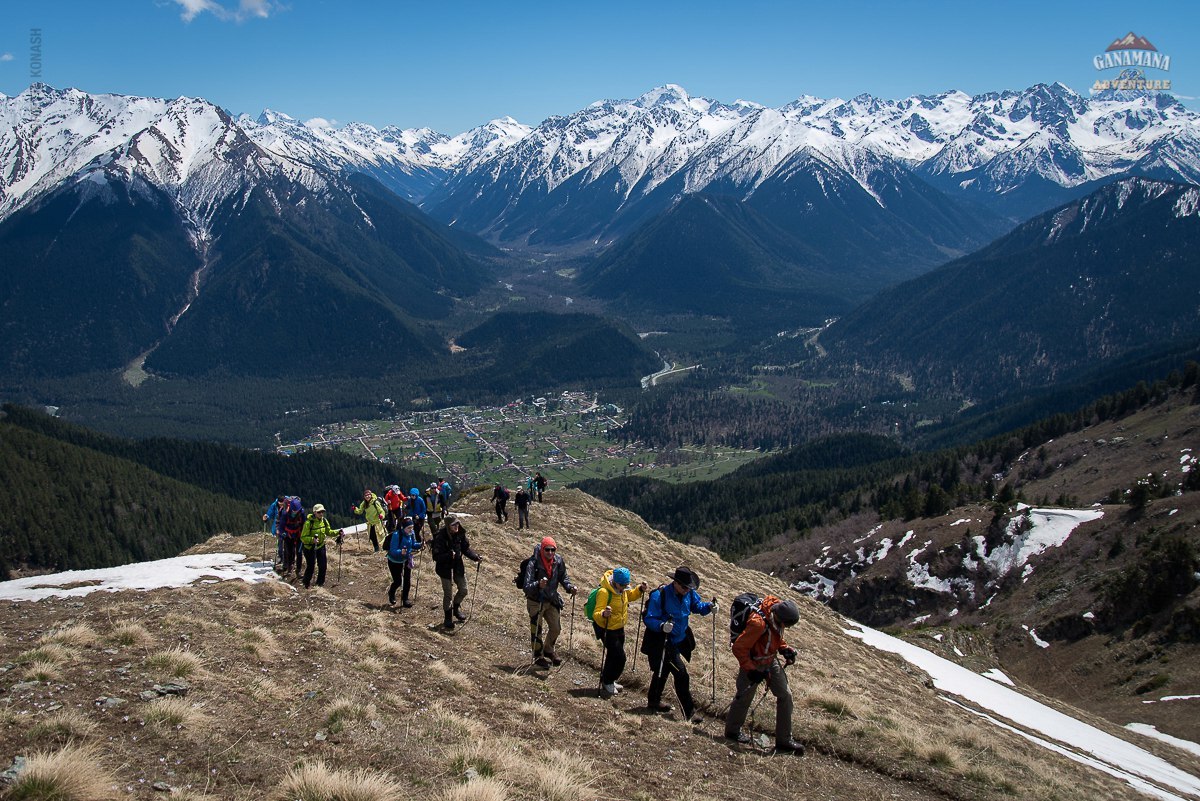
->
[300,504,343,588]
[351,489,387,553]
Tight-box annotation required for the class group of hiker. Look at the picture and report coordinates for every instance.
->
[263,478,805,756]
[492,471,546,528]
[518,539,805,755]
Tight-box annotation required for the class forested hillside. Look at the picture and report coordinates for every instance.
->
[0,406,433,576]
[578,367,1200,560]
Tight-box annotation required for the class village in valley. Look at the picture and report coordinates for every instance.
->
[278,390,761,488]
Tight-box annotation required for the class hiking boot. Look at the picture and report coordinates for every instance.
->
[613,682,623,691]
[725,731,752,745]
[402,601,413,608]
[602,682,617,695]
[774,740,805,756]
[546,651,562,666]
[647,703,673,714]
[453,606,467,622]
[443,613,455,631]
[534,656,551,668]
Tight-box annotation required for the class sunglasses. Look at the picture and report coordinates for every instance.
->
[544,547,556,552]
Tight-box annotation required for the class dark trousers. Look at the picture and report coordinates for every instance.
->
[494,499,508,522]
[441,569,468,612]
[413,517,425,541]
[302,545,327,588]
[387,559,411,604]
[647,645,694,717]
[593,623,627,684]
[517,505,530,529]
[282,536,301,574]
[725,662,793,744]
[536,489,543,502]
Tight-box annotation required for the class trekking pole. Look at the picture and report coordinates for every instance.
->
[632,596,645,674]
[261,519,268,565]
[336,538,343,585]
[711,596,718,704]
[411,550,422,604]
[567,592,577,654]
[465,560,481,622]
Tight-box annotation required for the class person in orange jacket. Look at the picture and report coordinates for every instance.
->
[724,596,805,755]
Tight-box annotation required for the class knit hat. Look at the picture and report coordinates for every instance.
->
[540,536,557,550]
[612,567,631,587]
[772,599,800,627]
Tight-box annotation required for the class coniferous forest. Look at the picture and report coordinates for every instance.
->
[0,405,433,577]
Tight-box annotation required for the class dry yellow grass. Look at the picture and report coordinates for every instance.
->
[439,776,510,801]
[324,697,375,733]
[241,625,281,660]
[106,621,153,647]
[38,624,98,648]
[431,659,472,692]
[145,646,204,678]
[142,696,208,731]
[516,701,553,724]
[16,643,70,665]
[2,744,118,801]
[29,710,98,744]
[22,660,61,682]
[529,749,594,801]
[270,761,405,801]
[249,676,291,702]
[363,631,405,659]
[426,703,485,744]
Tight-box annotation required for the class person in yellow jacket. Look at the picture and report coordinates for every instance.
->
[300,504,343,589]
[591,567,647,696]
[351,489,387,553]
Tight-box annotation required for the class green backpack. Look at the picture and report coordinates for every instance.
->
[583,586,606,621]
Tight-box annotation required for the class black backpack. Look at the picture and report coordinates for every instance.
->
[513,555,533,589]
[729,592,763,644]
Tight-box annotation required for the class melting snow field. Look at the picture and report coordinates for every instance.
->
[848,624,1200,801]
[0,553,277,602]
[1126,724,1200,759]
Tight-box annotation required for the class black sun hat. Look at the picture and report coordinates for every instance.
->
[669,566,700,590]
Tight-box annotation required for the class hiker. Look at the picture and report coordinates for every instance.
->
[724,597,804,755]
[534,472,547,502]
[522,536,577,666]
[386,517,422,608]
[430,516,482,630]
[426,482,441,517]
[263,495,287,567]
[383,485,407,533]
[515,485,532,530]
[438,478,453,512]
[641,566,716,722]
[590,567,647,695]
[351,489,387,553]
[492,483,510,523]
[300,503,343,589]
[525,474,536,501]
[280,497,306,577]
[405,487,428,540]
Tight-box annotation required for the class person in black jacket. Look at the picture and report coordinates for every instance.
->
[492,483,509,523]
[522,536,577,666]
[429,516,482,630]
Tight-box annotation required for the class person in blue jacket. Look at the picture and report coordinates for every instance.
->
[641,565,716,723]
[262,495,287,568]
[438,478,453,512]
[386,517,423,608]
[405,487,428,540]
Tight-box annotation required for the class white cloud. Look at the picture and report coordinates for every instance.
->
[171,0,284,23]
[304,117,337,130]
[0,53,14,62]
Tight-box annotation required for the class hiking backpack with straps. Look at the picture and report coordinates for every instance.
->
[729,592,763,644]
[583,585,605,620]
[513,555,533,589]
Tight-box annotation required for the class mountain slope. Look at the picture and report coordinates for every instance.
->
[822,178,1200,398]
[0,488,1190,801]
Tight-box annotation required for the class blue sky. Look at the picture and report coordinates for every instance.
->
[2,1,1195,134]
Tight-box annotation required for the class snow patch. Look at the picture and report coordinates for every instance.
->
[1125,724,1200,759]
[981,668,1015,686]
[0,553,277,602]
